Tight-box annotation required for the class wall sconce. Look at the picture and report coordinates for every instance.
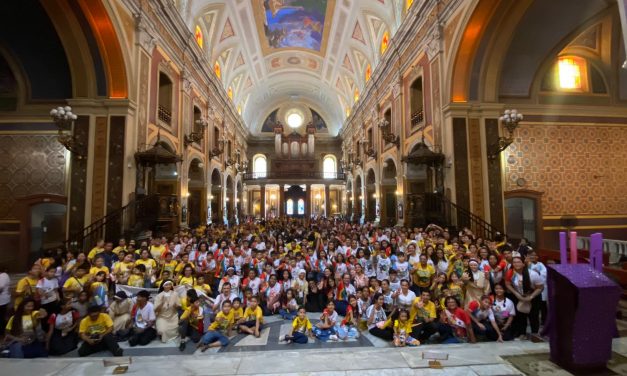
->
[184,192,191,198]
[359,195,364,200]
[395,190,401,196]
[184,116,208,148]
[376,104,400,148]
[236,159,248,173]
[225,197,230,202]
[361,138,377,159]
[49,106,86,158]
[488,109,523,159]
[209,134,226,158]
[372,193,378,199]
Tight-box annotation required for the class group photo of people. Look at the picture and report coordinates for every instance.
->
[0,217,547,358]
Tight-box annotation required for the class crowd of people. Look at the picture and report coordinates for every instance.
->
[0,217,548,358]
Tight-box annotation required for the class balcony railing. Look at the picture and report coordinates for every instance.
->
[577,236,627,265]
[411,109,424,127]
[243,172,346,180]
[158,105,172,125]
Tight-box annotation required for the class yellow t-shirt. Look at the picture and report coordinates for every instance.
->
[394,319,413,335]
[409,298,437,322]
[135,259,157,274]
[6,313,37,334]
[180,306,204,327]
[161,260,178,275]
[113,262,134,278]
[194,283,212,295]
[292,316,312,333]
[63,275,89,292]
[175,262,195,275]
[14,276,38,309]
[228,307,244,323]
[178,276,195,287]
[149,245,166,260]
[413,263,435,288]
[89,266,110,278]
[209,311,233,331]
[87,247,104,261]
[243,306,263,324]
[112,246,126,256]
[79,313,113,336]
[127,274,144,287]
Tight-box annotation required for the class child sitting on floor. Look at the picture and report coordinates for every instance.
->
[239,296,263,338]
[282,306,313,344]
[393,309,420,347]
[198,300,233,351]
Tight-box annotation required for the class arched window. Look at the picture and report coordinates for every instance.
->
[253,155,267,178]
[158,73,173,125]
[286,199,294,215]
[323,155,336,179]
[297,199,305,215]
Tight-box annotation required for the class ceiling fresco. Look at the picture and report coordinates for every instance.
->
[178,0,402,136]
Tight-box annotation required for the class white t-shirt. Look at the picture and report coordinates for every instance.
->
[510,269,543,296]
[492,297,516,323]
[0,272,11,306]
[472,306,495,322]
[134,302,156,329]
[396,290,416,309]
[366,305,387,330]
[248,277,261,295]
[214,292,238,310]
[37,277,59,304]
[394,261,410,281]
[376,256,391,281]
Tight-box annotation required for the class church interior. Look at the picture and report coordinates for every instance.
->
[0,0,627,371]
[2,0,625,272]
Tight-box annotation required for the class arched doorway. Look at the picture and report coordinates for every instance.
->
[504,190,543,249]
[187,159,204,227]
[285,185,306,218]
[382,160,398,226]
[210,169,222,223]
[366,169,376,222]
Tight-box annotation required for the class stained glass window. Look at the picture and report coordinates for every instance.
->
[381,31,390,55]
[558,56,584,90]
[214,62,221,79]
[297,199,305,215]
[195,25,203,49]
[286,199,294,215]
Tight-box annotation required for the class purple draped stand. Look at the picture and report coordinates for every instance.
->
[547,264,620,370]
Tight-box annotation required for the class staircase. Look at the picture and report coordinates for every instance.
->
[66,194,179,252]
[406,193,500,240]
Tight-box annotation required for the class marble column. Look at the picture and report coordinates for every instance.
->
[324,184,330,217]
[279,185,285,217]
[305,184,311,219]
[261,184,266,219]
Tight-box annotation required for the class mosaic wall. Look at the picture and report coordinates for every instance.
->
[0,135,66,218]
[504,124,627,215]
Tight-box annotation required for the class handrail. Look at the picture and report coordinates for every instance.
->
[577,236,627,265]
[243,172,346,180]
[406,193,500,240]
[66,197,141,252]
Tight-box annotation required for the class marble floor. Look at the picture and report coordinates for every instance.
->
[3,337,627,375]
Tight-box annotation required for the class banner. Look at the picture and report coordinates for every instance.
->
[114,284,214,304]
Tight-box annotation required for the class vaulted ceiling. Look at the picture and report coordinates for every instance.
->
[175,0,406,136]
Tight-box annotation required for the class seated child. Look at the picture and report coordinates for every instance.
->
[282,306,313,344]
[239,296,263,338]
[393,309,420,347]
[198,300,233,351]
